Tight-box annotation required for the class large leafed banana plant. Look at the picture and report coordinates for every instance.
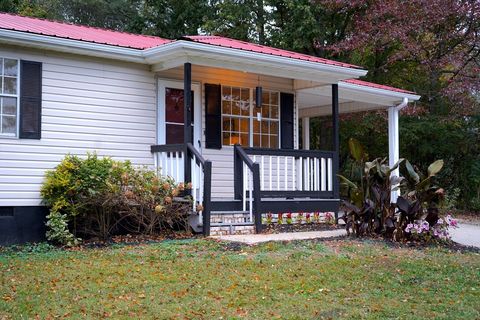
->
[339,138,404,237]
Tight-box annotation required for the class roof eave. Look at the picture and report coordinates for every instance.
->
[0,30,367,81]
[339,81,421,102]
[0,28,146,63]
[145,40,367,79]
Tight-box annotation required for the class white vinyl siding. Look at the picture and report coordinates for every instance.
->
[0,46,156,206]
[157,65,296,199]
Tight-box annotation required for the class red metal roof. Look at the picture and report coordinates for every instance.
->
[184,35,362,70]
[343,79,416,95]
[0,12,171,49]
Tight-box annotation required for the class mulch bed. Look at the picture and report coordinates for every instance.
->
[78,231,198,249]
[262,223,340,234]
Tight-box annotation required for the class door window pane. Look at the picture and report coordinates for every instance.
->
[166,124,184,144]
[164,87,194,144]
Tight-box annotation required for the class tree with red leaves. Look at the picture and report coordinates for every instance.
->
[323,0,479,114]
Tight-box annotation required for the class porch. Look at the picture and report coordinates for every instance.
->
[147,39,419,236]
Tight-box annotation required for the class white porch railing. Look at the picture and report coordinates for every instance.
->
[151,143,212,235]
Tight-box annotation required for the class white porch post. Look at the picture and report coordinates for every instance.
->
[302,117,310,150]
[388,106,400,202]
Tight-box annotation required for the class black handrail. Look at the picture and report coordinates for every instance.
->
[151,144,184,153]
[151,143,212,236]
[186,143,207,166]
[234,144,262,232]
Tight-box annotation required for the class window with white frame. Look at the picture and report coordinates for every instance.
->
[0,58,19,136]
[221,86,280,148]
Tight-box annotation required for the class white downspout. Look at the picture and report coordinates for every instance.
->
[388,97,408,203]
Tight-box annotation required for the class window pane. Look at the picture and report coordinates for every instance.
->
[240,133,249,146]
[2,116,16,134]
[239,118,249,133]
[261,121,268,133]
[261,104,269,118]
[2,97,17,115]
[165,88,184,123]
[261,135,269,147]
[232,87,240,101]
[240,100,249,116]
[3,77,17,94]
[271,92,279,105]
[165,123,184,144]
[270,121,278,135]
[3,59,17,77]
[0,58,3,75]
[231,118,239,132]
[262,91,269,105]
[253,134,261,147]
[223,117,232,131]
[270,135,278,149]
[222,100,231,114]
[231,101,240,115]
[223,132,230,145]
[270,105,278,119]
[222,86,231,101]
[253,120,260,134]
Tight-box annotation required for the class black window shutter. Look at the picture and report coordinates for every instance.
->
[19,60,42,139]
[280,92,294,149]
[205,84,222,149]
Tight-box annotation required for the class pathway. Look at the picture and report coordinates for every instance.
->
[211,229,347,245]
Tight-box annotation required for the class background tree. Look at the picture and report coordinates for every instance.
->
[323,0,480,115]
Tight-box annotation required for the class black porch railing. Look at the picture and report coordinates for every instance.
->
[233,145,263,232]
[151,143,212,236]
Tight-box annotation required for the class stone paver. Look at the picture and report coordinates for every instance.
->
[211,229,347,245]
[450,223,480,248]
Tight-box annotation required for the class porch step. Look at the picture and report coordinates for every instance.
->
[199,210,255,236]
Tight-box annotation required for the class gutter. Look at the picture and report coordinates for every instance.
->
[339,81,421,102]
[395,97,409,110]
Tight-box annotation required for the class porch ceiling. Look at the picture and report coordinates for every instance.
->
[297,82,421,117]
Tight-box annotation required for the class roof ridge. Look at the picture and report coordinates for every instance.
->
[0,12,168,41]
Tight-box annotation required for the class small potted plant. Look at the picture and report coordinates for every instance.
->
[296,212,304,224]
[325,212,335,224]
[313,212,320,223]
[286,212,293,224]
[277,213,284,224]
[305,213,311,224]
[266,212,273,225]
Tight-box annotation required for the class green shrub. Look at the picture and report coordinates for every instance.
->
[41,153,192,246]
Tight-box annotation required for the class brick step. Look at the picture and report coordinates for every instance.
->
[210,224,255,236]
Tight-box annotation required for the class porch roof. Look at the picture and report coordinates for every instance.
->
[297,79,421,118]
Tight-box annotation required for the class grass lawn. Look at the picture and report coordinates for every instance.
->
[1,239,479,319]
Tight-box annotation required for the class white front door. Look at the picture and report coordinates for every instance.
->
[157,79,201,151]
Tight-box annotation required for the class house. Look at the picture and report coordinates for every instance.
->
[0,13,420,244]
